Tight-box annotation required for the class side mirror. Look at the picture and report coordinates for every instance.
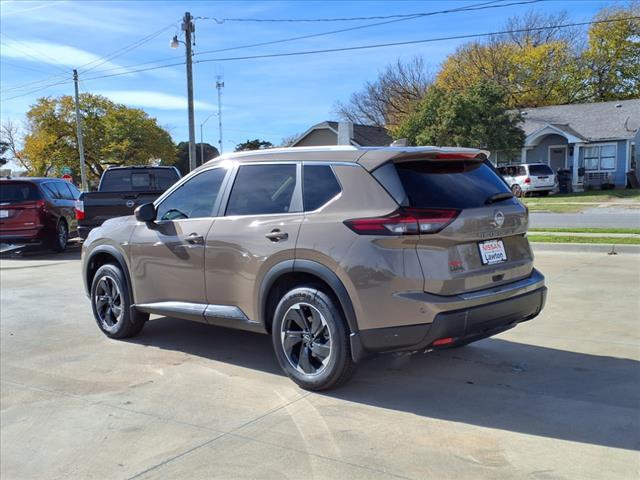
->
[135,203,156,222]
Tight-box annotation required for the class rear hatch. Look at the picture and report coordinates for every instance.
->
[373,156,533,296]
[528,164,555,188]
[0,181,44,233]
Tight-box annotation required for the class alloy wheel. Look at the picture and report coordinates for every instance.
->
[280,302,332,376]
[57,222,68,249]
[94,275,123,331]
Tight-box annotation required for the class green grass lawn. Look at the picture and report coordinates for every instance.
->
[529,227,640,234]
[522,189,640,213]
[527,235,640,245]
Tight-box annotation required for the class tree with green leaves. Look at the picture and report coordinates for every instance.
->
[20,94,176,183]
[581,4,640,101]
[168,142,219,175]
[235,139,274,151]
[392,80,524,152]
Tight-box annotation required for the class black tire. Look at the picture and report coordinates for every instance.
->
[90,263,148,339]
[51,219,68,253]
[272,287,355,391]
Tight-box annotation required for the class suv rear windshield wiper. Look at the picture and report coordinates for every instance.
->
[485,192,514,204]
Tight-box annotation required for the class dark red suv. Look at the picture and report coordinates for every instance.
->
[0,178,81,252]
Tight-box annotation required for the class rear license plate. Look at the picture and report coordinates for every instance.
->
[0,210,8,218]
[478,239,507,265]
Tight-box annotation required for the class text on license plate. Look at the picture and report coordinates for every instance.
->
[478,239,507,265]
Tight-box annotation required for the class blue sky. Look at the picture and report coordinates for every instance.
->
[0,0,614,156]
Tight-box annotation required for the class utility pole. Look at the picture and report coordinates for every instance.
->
[183,12,197,171]
[216,76,224,154]
[72,69,88,191]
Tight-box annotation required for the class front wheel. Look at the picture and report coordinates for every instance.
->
[91,264,148,339]
[272,287,355,391]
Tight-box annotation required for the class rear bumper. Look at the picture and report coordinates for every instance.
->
[354,270,546,355]
[523,184,558,192]
[0,226,48,245]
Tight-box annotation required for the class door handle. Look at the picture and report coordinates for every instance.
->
[185,233,204,244]
[265,229,288,242]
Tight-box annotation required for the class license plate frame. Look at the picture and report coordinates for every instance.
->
[478,239,507,265]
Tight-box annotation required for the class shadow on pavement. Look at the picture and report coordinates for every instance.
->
[132,316,639,451]
[0,242,81,261]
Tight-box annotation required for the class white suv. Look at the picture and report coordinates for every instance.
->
[497,163,558,197]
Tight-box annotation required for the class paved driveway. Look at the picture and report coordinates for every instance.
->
[1,247,639,479]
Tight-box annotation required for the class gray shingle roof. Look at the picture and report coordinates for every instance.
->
[521,99,640,141]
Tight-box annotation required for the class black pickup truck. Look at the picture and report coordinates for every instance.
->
[76,166,180,239]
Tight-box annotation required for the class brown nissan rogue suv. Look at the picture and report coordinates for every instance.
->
[82,146,546,390]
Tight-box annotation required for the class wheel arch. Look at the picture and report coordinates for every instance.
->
[84,245,134,301]
[259,259,364,361]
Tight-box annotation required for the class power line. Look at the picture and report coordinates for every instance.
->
[195,0,511,23]
[0,32,71,75]
[194,0,540,58]
[2,77,71,101]
[78,23,177,74]
[76,0,539,78]
[77,15,638,83]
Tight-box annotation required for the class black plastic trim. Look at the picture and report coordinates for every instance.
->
[359,287,547,354]
[84,245,133,301]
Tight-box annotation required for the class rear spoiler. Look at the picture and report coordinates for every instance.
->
[357,147,490,171]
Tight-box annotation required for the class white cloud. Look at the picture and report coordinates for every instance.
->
[0,39,124,72]
[96,90,215,111]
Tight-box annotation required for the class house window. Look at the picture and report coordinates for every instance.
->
[584,144,616,171]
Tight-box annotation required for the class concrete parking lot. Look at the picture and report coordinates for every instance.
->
[1,246,639,480]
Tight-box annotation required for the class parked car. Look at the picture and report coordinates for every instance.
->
[82,146,547,390]
[0,178,81,252]
[497,163,558,197]
[76,166,180,239]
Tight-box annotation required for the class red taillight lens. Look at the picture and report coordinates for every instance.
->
[75,200,85,221]
[432,337,455,347]
[344,208,459,236]
[524,177,531,184]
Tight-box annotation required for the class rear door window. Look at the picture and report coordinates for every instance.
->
[53,182,73,200]
[303,165,341,211]
[226,164,298,216]
[42,182,61,199]
[528,164,554,176]
[377,160,517,209]
[0,182,41,203]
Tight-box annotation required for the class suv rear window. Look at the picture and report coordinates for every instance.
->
[528,164,554,176]
[100,169,179,192]
[0,182,41,203]
[375,160,516,209]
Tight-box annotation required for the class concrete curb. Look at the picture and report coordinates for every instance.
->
[531,242,640,254]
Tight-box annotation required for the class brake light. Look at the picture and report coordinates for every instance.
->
[432,337,455,346]
[344,208,459,236]
[75,200,85,221]
[524,177,531,184]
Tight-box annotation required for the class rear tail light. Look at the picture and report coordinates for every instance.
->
[524,177,531,184]
[344,208,459,236]
[75,200,85,221]
[432,337,455,347]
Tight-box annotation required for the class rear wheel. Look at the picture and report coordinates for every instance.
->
[51,219,68,253]
[91,264,148,339]
[272,287,355,391]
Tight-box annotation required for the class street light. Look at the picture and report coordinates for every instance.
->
[200,112,217,163]
[170,35,180,49]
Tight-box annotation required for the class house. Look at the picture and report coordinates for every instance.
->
[291,121,392,147]
[491,99,640,190]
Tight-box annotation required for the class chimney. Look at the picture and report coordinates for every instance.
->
[337,121,354,145]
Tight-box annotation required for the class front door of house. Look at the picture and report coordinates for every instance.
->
[549,146,567,173]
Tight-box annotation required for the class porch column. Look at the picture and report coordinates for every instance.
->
[573,143,584,192]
